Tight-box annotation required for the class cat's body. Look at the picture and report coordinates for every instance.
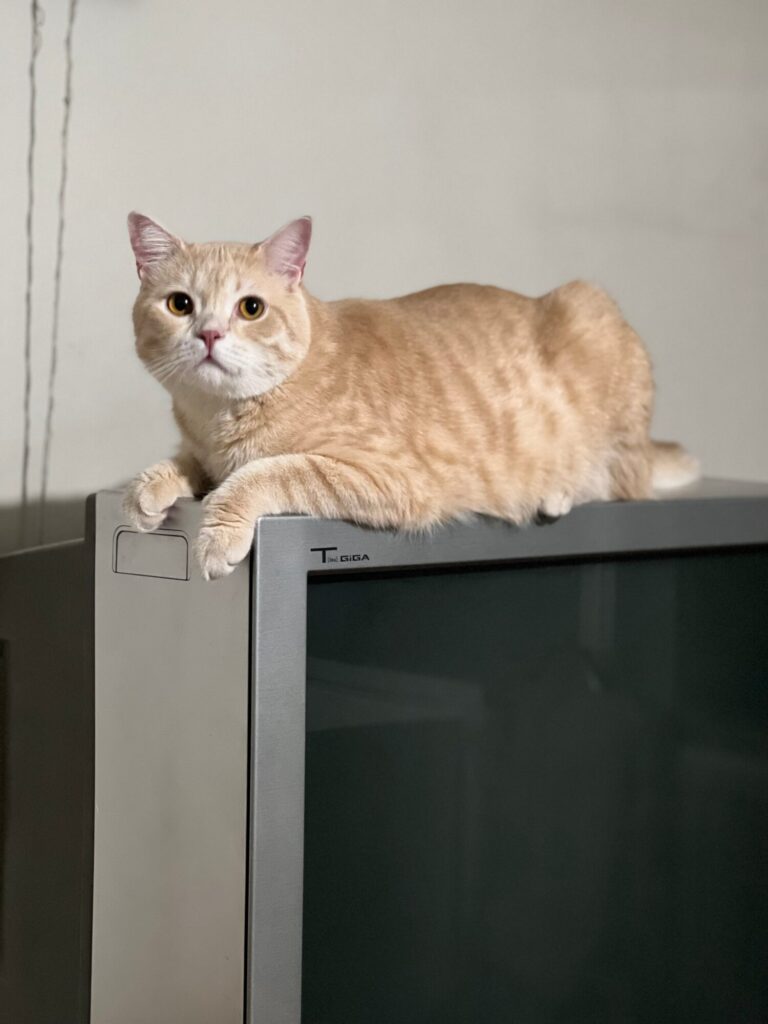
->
[124,215,698,579]
[173,282,656,516]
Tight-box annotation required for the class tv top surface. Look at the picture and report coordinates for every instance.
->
[249,477,768,575]
[6,477,767,574]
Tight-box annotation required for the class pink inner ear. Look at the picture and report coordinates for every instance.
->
[262,217,312,286]
[127,212,180,277]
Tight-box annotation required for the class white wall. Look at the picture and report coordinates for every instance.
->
[2,0,767,547]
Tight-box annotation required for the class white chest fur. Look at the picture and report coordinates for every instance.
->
[173,390,273,485]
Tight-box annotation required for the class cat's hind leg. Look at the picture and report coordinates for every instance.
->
[538,492,574,519]
[607,441,654,500]
[535,459,614,521]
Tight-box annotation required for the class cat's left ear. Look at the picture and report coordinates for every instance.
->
[261,217,312,289]
[128,212,183,279]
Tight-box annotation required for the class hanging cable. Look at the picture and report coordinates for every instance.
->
[20,0,44,547]
[39,0,79,543]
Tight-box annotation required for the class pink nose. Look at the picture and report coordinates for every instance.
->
[198,328,223,353]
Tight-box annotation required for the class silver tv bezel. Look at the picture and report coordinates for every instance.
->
[244,478,768,1023]
[81,480,768,1024]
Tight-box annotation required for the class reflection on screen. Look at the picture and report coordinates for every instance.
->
[303,550,768,1024]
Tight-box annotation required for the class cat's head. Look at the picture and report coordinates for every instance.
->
[128,213,313,400]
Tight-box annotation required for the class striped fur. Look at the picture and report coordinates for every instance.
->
[124,215,698,579]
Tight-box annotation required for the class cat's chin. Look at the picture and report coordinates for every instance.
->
[168,369,280,404]
[194,358,233,381]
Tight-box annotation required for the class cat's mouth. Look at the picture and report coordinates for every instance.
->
[198,354,229,373]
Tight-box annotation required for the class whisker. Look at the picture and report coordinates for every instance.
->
[146,351,192,384]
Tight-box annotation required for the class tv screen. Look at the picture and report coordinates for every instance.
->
[304,548,768,1024]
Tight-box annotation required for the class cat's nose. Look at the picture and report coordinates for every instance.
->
[198,328,224,353]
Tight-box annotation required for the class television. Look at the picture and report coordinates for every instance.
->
[1,482,767,1024]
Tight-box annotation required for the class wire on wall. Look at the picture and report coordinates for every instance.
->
[39,0,80,543]
[20,0,44,547]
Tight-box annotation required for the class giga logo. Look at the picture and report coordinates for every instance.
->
[310,546,371,565]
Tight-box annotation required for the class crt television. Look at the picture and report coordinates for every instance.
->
[1,482,767,1024]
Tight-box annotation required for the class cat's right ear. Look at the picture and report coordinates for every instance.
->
[127,212,182,279]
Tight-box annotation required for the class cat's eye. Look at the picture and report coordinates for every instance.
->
[238,296,266,321]
[167,292,194,316]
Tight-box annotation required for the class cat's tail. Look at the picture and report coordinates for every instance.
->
[651,440,701,490]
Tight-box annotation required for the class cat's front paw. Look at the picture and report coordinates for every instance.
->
[123,467,185,532]
[195,511,254,581]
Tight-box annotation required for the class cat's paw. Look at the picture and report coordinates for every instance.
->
[195,513,254,581]
[538,492,573,520]
[123,468,184,532]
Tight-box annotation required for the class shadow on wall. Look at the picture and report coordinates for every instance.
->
[0,499,88,556]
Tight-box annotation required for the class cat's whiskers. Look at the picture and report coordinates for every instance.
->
[148,361,183,386]
[147,349,194,385]
[218,343,284,376]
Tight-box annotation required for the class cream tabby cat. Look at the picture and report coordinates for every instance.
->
[124,213,698,580]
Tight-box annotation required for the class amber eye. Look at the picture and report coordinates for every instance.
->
[238,296,266,321]
[167,292,193,316]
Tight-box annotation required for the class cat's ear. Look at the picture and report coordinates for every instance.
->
[127,212,182,278]
[261,217,312,289]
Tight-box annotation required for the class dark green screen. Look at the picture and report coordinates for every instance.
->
[303,549,768,1024]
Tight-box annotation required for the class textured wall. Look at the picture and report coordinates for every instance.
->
[2,0,766,550]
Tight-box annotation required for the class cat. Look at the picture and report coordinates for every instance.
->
[124,213,699,580]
